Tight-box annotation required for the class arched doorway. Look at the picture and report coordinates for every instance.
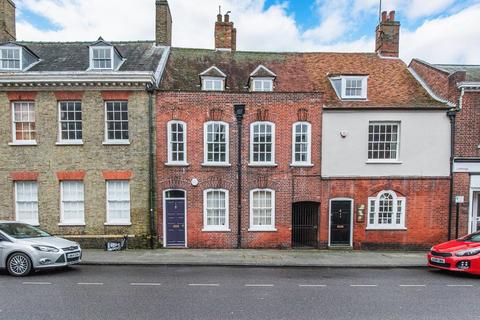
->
[163,190,186,247]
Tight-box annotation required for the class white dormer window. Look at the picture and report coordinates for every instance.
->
[0,47,21,70]
[90,47,113,70]
[202,77,224,91]
[341,76,368,99]
[252,78,273,92]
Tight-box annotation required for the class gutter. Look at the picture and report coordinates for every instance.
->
[147,85,157,249]
[234,104,246,249]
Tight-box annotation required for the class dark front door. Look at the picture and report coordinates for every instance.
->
[292,202,319,248]
[166,199,185,246]
[330,200,352,246]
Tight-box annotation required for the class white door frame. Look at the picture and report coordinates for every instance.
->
[468,188,480,234]
[162,189,187,248]
[328,198,354,247]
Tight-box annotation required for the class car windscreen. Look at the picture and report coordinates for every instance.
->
[0,223,51,239]
[462,232,480,242]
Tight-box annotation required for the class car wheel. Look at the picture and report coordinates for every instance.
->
[7,253,32,277]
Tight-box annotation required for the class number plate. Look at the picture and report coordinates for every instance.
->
[431,257,445,264]
[67,252,81,259]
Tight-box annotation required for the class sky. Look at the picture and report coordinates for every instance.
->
[13,0,480,64]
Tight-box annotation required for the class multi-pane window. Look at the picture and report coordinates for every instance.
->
[204,122,229,164]
[341,76,367,99]
[15,181,39,225]
[0,48,21,70]
[250,189,275,231]
[106,180,131,225]
[252,79,273,92]
[60,181,85,225]
[368,122,400,160]
[250,122,275,165]
[167,121,187,164]
[59,101,82,142]
[292,122,311,165]
[203,189,229,231]
[202,78,224,91]
[12,102,36,143]
[105,101,129,142]
[91,48,112,70]
[368,190,406,229]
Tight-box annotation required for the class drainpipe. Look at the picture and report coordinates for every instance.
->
[234,104,246,249]
[447,109,456,240]
[147,85,157,249]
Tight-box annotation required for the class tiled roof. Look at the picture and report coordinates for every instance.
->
[433,64,480,82]
[161,48,442,108]
[10,41,166,73]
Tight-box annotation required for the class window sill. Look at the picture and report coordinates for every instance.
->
[58,223,86,227]
[290,163,314,168]
[202,228,231,232]
[9,141,37,146]
[201,163,231,167]
[103,141,130,146]
[366,160,402,164]
[165,162,190,167]
[104,222,132,226]
[248,163,278,168]
[248,228,277,232]
[56,141,84,146]
[365,227,407,231]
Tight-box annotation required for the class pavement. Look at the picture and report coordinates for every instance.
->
[1,266,479,320]
[80,249,428,268]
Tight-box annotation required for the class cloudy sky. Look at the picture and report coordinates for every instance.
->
[14,0,480,64]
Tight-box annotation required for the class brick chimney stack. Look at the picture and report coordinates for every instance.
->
[0,0,16,42]
[156,0,172,46]
[215,11,236,52]
[375,10,400,58]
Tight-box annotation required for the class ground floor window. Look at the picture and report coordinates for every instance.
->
[203,189,229,231]
[249,189,276,231]
[367,190,405,229]
[15,181,39,225]
[60,181,85,225]
[106,180,131,225]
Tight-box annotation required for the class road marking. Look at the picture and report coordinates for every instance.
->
[77,282,104,286]
[130,283,162,286]
[299,284,327,287]
[350,284,377,287]
[245,284,274,287]
[399,285,426,287]
[447,284,474,287]
[22,282,51,285]
[188,284,220,287]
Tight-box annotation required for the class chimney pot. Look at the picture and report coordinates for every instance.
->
[389,10,396,21]
[381,11,387,22]
[224,14,230,22]
[217,14,222,22]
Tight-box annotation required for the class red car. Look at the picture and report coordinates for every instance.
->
[428,231,480,275]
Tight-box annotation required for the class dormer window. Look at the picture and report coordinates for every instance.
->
[200,66,226,91]
[0,47,21,70]
[330,76,368,100]
[249,65,276,92]
[91,47,113,70]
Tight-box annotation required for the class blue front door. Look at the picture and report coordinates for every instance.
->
[166,199,185,246]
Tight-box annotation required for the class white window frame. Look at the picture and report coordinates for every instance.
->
[291,122,312,166]
[15,181,39,226]
[202,77,225,91]
[367,190,406,230]
[58,101,83,145]
[0,46,22,71]
[89,46,114,70]
[105,180,131,226]
[203,121,230,166]
[203,189,230,232]
[167,120,188,165]
[104,101,129,145]
[59,181,85,226]
[249,121,276,166]
[249,189,276,232]
[367,121,401,162]
[341,76,368,100]
[11,101,37,145]
[251,78,274,92]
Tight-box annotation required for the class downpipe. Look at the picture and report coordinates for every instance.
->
[234,104,245,249]
[147,85,157,249]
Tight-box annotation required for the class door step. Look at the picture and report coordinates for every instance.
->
[328,246,353,250]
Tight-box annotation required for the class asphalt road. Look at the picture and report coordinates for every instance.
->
[0,266,479,320]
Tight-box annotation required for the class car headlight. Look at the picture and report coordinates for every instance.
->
[32,245,60,253]
[455,248,480,257]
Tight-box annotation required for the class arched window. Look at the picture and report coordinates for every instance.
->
[367,190,406,229]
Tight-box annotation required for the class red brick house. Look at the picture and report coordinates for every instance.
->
[410,59,480,240]
[156,6,451,249]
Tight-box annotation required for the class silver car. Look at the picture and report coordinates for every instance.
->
[0,221,82,276]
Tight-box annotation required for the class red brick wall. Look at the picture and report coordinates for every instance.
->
[321,178,450,249]
[156,92,323,248]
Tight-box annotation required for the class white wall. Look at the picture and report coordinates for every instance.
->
[322,110,450,177]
